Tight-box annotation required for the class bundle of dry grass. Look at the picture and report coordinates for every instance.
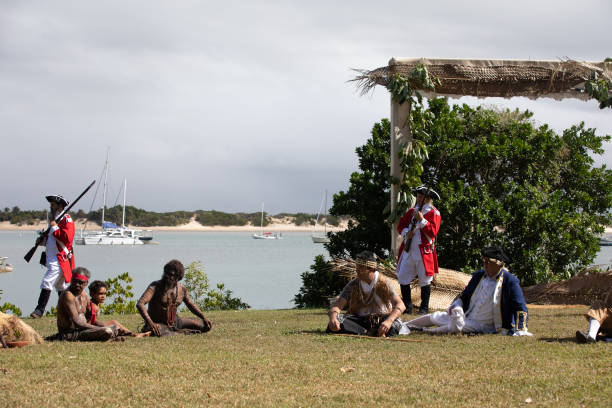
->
[329,257,470,311]
[0,312,44,347]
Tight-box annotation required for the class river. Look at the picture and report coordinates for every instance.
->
[1,231,611,314]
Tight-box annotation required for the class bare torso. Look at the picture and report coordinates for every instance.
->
[57,291,90,333]
[137,280,188,325]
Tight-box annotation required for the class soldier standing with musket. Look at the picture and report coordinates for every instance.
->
[30,194,75,318]
[396,185,441,315]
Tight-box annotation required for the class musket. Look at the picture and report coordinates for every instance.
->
[402,152,446,253]
[24,180,96,263]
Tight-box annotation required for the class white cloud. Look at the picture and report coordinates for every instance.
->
[1,1,610,213]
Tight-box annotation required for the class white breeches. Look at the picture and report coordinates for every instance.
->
[397,252,433,286]
[407,306,495,334]
[40,258,69,292]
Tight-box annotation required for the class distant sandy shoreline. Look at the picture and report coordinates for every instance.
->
[1,220,609,235]
[0,219,347,233]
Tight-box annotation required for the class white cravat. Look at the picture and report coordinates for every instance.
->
[465,276,497,324]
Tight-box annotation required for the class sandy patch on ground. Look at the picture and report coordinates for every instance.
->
[0,218,347,233]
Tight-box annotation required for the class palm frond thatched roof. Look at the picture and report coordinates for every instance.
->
[354,58,612,101]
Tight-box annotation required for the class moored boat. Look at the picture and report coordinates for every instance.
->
[0,257,13,273]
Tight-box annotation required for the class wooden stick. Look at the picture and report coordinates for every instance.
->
[331,333,435,343]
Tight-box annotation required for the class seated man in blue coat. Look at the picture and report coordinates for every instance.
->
[407,246,531,336]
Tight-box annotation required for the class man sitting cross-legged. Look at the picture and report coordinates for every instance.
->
[137,259,213,337]
[55,267,118,341]
[327,250,406,337]
[408,247,531,336]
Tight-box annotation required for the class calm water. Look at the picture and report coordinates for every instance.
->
[0,231,327,313]
[1,231,611,314]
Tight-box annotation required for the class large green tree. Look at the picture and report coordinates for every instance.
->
[326,119,392,258]
[415,98,611,284]
[327,98,611,285]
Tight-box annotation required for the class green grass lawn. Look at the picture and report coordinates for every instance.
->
[1,307,610,407]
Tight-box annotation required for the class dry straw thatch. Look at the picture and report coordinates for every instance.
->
[354,58,612,101]
[330,257,471,311]
[0,312,44,347]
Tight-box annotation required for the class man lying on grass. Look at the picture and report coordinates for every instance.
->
[576,286,612,343]
[408,247,531,336]
[55,267,119,341]
[327,251,406,337]
[137,259,213,337]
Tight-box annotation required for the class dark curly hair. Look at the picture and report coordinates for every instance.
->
[163,259,185,280]
[88,280,107,295]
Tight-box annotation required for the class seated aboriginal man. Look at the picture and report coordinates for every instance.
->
[576,286,612,343]
[408,246,531,336]
[56,267,118,341]
[86,280,149,338]
[327,250,406,337]
[137,259,212,337]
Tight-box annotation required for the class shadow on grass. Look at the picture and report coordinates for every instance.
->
[539,336,579,343]
[282,329,327,336]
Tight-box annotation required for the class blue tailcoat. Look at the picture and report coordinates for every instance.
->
[459,268,529,335]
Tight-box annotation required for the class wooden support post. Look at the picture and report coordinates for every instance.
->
[390,95,412,257]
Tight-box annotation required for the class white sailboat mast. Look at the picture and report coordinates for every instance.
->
[260,202,264,235]
[122,178,127,228]
[324,189,328,235]
[101,149,109,225]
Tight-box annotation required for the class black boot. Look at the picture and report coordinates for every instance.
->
[400,285,413,314]
[30,289,51,318]
[418,285,431,315]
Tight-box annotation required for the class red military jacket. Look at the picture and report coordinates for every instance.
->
[50,214,75,283]
[396,204,441,276]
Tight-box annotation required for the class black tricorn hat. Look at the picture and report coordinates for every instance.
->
[413,185,440,200]
[46,194,69,207]
[481,246,511,264]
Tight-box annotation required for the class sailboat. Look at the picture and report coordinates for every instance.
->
[76,152,153,245]
[312,189,330,243]
[252,203,282,240]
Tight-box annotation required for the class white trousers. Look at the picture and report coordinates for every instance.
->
[40,258,69,292]
[407,306,496,334]
[397,252,433,286]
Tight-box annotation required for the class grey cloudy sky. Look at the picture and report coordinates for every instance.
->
[1,1,610,214]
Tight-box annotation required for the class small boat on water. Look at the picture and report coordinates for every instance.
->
[599,237,612,246]
[312,189,330,244]
[252,203,283,240]
[0,257,14,273]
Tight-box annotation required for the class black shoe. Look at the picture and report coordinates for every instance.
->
[576,331,596,344]
[403,304,413,314]
[417,308,429,315]
[30,311,42,319]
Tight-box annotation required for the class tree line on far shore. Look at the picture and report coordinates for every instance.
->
[0,206,345,228]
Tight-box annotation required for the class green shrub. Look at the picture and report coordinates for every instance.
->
[293,255,348,308]
[101,272,138,314]
[0,289,22,316]
[183,261,249,310]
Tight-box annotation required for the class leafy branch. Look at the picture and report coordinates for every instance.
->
[385,65,440,223]
[585,70,612,109]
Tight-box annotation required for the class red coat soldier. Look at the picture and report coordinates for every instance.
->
[30,194,75,318]
[396,186,441,314]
